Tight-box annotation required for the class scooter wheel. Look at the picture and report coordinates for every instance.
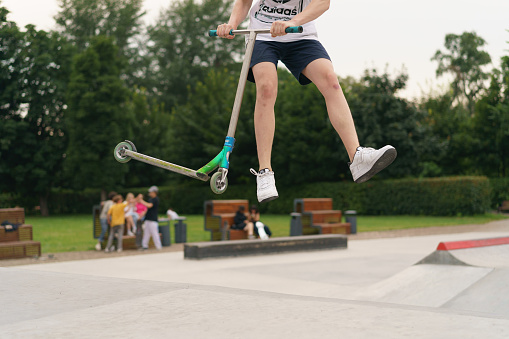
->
[210,171,228,194]
[114,141,135,163]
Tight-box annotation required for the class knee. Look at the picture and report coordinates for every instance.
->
[325,72,341,91]
[256,81,277,103]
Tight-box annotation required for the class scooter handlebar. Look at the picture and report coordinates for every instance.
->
[208,26,303,37]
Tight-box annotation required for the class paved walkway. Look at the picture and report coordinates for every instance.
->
[1,219,509,338]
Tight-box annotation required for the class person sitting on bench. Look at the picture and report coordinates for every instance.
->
[232,205,255,239]
[249,205,271,240]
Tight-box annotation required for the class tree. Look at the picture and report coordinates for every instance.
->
[120,86,175,188]
[54,0,145,53]
[0,8,74,215]
[146,0,244,109]
[55,0,146,89]
[64,36,131,194]
[472,56,509,177]
[0,7,24,121]
[432,32,492,116]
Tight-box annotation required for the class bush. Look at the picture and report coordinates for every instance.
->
[265,176,491,216]
[149,176,492,216]
[489,178,509,209]
[361,177,491,215]
[0,176,494,216]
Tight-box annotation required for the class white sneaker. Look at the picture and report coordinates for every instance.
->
[349,145,397,183]
[127,231,134,236]
[95,242,101,251]
[255,222,269,240]
[250,168,279,203]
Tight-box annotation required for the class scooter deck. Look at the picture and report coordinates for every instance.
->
[123,150,209,181]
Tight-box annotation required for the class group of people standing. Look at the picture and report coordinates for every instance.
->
[97,186,162,252]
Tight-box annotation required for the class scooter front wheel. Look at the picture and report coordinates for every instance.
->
[114,141,136,163]
[210,171,228,194]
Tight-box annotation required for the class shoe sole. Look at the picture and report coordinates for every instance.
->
[259,195,279,203]
[355,148,397,183]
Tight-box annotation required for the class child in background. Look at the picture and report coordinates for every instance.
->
[124,192,138,236]
[166,208,179,220]
[136,200,148,221]
[106,194,125,253]
[96,191,117,251]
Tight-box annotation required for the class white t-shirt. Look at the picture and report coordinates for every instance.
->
[99,200,114,219]
[167,209,179,220]
[248,0,318,42]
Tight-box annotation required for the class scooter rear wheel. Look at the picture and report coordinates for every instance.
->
[210,171,228,194]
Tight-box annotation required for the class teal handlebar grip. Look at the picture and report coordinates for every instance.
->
[208,29,234,37]
[285,26,303,33]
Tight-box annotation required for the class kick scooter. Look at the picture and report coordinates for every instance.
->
[114,26,303,194]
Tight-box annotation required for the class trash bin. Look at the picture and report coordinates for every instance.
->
[158,221,171,246]
[290,212,303,236]
[344,210,357,234]
[174,217,187,243]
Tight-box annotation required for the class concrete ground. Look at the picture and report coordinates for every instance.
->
[1,219,509,338]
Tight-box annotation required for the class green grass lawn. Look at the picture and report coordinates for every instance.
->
[26,213,508,254]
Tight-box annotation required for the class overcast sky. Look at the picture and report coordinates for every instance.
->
[2,0,509,100]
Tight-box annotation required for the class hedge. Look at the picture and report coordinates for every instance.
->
[262,176,492,216]
[489,177,509,209]
[0,176,496,216]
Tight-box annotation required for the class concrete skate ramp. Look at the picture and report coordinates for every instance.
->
[355,237,509,316]
[416,237,509,267]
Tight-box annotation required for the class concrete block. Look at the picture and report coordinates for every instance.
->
[184,234,347,259]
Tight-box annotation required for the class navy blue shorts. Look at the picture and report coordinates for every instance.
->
[248,39,331,85]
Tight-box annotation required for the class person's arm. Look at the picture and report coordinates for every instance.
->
[217,0,253,39]
[107,207,113,225]
[271,0,330,37]
[137,194,153,208]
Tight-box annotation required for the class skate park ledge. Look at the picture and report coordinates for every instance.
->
[184,234,347,259]
[416,236,509,267]
[436,236,509,251]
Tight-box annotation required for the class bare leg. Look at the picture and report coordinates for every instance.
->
[126,216,133,233]
[244,222,254,236]
[252,62,278,171]
[302,59,360,162]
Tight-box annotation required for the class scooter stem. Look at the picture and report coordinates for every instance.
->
[227,30,257,138]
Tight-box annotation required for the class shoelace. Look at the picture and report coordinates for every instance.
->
[354,147,375,163]
[250,168,272,189]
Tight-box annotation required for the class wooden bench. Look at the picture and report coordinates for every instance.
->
[0,207,26,224]
[0,208,41,259]
[292,198,351,235]
[204,200,249,241]
[498,200,509,214]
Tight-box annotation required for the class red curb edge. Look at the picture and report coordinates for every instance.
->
[437,237,509,251]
